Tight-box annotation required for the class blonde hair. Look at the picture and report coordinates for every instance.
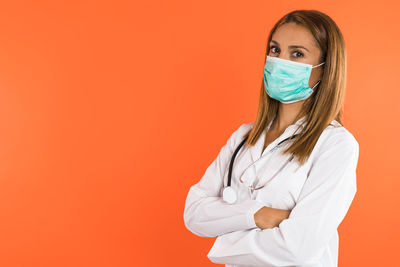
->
[244,9,347,165]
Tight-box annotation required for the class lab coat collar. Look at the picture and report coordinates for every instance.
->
[249,115,307,161]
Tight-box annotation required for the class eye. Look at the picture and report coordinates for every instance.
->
[270,46,280,54]
[292,51,304,58]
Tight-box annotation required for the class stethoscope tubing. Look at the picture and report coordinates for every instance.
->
[226,134,299,188]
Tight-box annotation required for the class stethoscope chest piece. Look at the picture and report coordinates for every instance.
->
[222,186,237,204]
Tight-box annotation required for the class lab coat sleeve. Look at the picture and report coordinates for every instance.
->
[184,123,266,238]
[207,131,360,266]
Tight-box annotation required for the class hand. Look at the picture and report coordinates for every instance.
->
[254,206,291,230]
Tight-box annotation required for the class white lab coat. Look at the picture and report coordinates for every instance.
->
[183,116,359,267]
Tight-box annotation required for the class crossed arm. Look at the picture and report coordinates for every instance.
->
[184,123,359,266]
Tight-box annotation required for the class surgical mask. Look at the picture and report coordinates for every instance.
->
[263,56,325,104]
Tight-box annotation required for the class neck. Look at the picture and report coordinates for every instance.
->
[272,101,304,133]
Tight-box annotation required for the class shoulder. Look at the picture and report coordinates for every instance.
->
[225,122,253,151]
[312,119,359,160]
[324,120,359,148]
[231,122,253,139]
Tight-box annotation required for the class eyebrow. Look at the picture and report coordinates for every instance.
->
[270,40,310,53]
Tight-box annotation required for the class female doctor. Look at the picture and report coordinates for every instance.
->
[184,9,359,267]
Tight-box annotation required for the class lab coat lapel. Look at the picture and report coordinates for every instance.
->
[249,125,267,162]
[249,115,307,162]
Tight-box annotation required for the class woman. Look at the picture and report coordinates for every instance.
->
[184,9,359,267]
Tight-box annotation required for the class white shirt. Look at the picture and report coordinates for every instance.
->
[183,116,359,267]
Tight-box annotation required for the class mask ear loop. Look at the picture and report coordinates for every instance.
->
[311,80,321,90]
[311,62,325,89]
[312,62,325,68]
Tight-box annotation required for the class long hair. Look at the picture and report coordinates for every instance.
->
[244,9,347,166]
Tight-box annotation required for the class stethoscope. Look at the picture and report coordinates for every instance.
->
[222,134,299,204]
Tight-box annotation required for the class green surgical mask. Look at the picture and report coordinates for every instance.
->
[263,56,325,103]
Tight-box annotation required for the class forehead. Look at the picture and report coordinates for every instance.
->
[271,23,318,49]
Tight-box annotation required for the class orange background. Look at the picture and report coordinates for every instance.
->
[0,0,398,266]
